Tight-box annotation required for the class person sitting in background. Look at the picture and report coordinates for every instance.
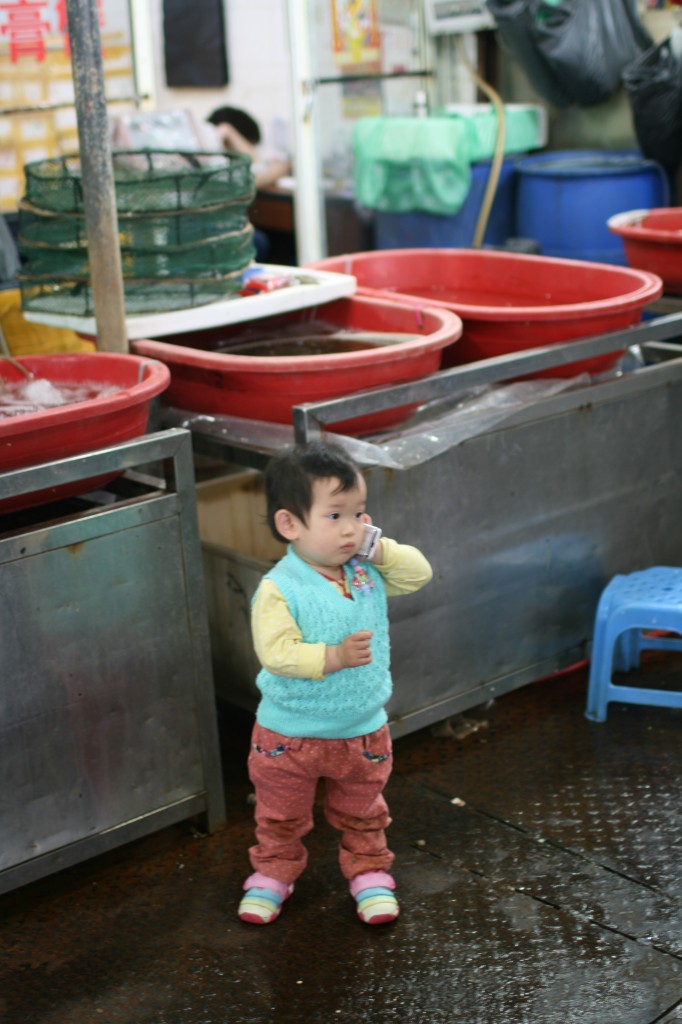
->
[207,106,291,190]
[208,106,291,262]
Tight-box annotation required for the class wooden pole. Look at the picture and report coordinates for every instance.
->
[66,0,128,352]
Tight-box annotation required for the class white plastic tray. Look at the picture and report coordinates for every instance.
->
[22,264,357,340]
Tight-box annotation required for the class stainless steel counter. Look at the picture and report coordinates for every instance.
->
[172,315,682,737]
[0,428,225,895]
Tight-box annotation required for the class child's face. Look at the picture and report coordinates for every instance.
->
[288,474,369,573]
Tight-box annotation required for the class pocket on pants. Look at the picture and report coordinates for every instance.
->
[250,724,303,759]
[362,724,392,765]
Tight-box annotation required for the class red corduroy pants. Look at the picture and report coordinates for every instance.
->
[247,722,394,884]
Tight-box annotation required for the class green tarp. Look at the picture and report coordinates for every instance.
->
[353,108,544,215]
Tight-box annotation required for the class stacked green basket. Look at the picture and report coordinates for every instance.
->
[18,150,257,316]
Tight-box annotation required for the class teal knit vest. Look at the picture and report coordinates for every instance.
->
[253,546,391,738]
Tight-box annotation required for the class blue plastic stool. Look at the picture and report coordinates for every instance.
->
[585,567,682,722]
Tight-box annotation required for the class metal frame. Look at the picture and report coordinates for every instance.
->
[173,313,682,738]
[292,313,682,443]
[0,428,225,895]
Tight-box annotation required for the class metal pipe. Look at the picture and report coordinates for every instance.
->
[292,311,682,443]
[66,0,128,353]
[286,0,326,263]
[127,0,156,109]
[315,69,434,86]
[0,95,148,116]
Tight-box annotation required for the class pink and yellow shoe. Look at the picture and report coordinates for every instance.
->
[350,871,400,925]
[238,873,294,925]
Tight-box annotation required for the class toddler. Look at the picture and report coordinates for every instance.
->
[239,440,432,925]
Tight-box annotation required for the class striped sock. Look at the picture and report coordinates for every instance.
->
[350,871,399,925]
[238,873,293,925]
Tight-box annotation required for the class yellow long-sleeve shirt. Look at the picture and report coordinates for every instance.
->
[251,537,432,682]
[249,540,430,684]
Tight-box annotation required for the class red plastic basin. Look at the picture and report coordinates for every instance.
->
[131,294,463,434]
[309,249,662,376]
[608,208,682,295]
[0,353,170,511]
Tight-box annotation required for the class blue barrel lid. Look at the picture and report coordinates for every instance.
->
[516,149,663,177]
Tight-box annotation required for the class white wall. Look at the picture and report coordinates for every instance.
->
[146,0,293,152]
[141,0,432,166]
[136,1,479,189]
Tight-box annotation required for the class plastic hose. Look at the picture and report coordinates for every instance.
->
[455,35,507,249]
[0,325,33,379]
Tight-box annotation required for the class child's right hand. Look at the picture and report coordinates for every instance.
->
[325,630,373,674]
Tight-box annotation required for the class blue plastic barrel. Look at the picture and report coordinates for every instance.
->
[514,150,670,264]
[374,157,518,250]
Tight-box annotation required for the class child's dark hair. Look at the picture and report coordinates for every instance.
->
[265,441,361,543]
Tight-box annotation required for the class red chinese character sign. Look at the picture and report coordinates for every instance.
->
[0,1,50,62]
[0,0,105,62]
[0,0,134,211]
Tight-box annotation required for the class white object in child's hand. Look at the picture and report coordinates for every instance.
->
[358,524,381,559]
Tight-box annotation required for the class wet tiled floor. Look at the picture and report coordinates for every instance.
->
[1,656,681,1024]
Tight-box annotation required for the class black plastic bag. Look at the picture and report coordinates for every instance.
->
[532,0,651,106]
[623,36,682,180]
[485,0,651,107]
[485,0,573,107]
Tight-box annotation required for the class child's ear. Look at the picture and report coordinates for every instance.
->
[274,508,300,541]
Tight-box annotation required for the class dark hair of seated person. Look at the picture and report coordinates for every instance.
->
[207,106,261,146]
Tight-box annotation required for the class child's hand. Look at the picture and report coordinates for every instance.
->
[325,630,373,673]
[369,539,384,564]
[341,630,373,667]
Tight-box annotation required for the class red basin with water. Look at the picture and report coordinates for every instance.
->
[0,352,170,511]
[131,294,463,434]
[309,249,662,376]
[608,208,682,295]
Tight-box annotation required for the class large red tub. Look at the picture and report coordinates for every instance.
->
[131,294,463,434]
[608,208,682,295]
[0,352,170,510]
[309,249,662,376]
